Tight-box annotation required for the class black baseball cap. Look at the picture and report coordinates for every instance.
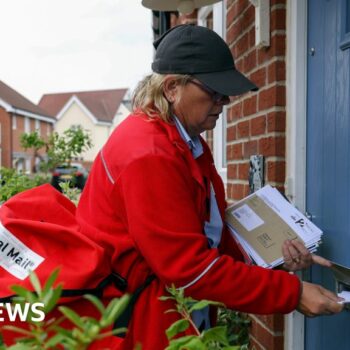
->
[152,24,258,96]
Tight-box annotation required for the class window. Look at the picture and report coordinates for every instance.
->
[12,115,17,130]
[24,117,30,133]
[35,119,40,133]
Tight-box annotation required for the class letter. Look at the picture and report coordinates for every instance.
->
[7,303,30,322]
[0,241,8,252]
[7,248,19,259]
[30,303,45,322]
[14,257,23,265]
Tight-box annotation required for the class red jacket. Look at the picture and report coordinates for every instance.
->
[76,113,301,350]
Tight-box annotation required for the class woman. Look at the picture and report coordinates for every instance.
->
[76,24,343,350]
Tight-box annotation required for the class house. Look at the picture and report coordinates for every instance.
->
[0,80,55,172]
[38,88,130,168]
[149,1,350,349]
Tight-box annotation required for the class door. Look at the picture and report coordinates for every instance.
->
[306,0,350,348]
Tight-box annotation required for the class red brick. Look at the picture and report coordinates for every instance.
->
[243,95,257,115]
[227,125,237,142]
[227,163,238,179]
[255,314,284,333]
[267,160,286,182]
[251,115,266,136]
[233,143,243,160]
[227,21,242,45]
[228,102,242,122]
[258,136,285,157]
[226,3,238,27]
[248,26,256,48]
[243,184,250,197]
[238,162,250,180]
[232,183,245,200]
[250,67,267,89]
[250,318,284,350]
[235,32,250,58]
[268,60,286,84]
[0,107,11,168]
[257,34,286,64]
[226,183,233,200]
[206,130,213,152]
[270,8,286,32]
[237,120,249,138]
[244,49,257,73]
[267,111,286,132]
[226,0,234,8]
[242,5,255,29]
[235,57,244,72]
[237,0,249,12]
[258,85,286,110]
[230,19,244,43]
[249,337,264,350]
[271,0,286,6]
[243,140,258,157]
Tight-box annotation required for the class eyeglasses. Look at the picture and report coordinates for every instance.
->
[188,80,228,103]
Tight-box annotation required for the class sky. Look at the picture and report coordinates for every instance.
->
[0,0,154,103]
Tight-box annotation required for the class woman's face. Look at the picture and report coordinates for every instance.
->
[165,77,230,137]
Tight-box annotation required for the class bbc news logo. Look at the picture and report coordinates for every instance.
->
[0,303,45,322]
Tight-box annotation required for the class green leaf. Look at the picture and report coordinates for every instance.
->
[44,333,67,347]
[84,294,105,314]
[2,326,33,337]
[165,319,190,340]
[5,344,33,350]
[189,300,223,313]
[166,335,204,350]
[178,336,206,349]
[43,284,62,313]
[29,271,42,295]
[164,309,178,314]
[202,326,229,346]
[101,294,130,328]
[159,296,175,301]
[42,268,60,294]
[10,285,31,299]
[58,306,85,329]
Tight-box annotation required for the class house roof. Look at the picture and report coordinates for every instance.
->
[0,80,54,120]
[38,88,128,123]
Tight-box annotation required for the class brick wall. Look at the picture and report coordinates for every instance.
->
[12,114,53,172]
[225,1,287,349]
[0,107,11,168]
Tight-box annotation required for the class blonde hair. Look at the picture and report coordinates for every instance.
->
[132,73,191,122]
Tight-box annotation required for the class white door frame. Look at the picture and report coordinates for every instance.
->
[198,1,228,184]
[285,0,308,349]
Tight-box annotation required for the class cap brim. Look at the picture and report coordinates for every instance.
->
[193,69,258,96]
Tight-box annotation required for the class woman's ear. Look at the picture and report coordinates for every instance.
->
[163,76,179,103]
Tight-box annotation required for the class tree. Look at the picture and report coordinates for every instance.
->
[20,126,93,173]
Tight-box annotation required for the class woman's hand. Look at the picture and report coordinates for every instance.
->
[282,239,332,272]
[298,281,344,316]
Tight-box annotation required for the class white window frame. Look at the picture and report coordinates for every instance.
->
[12,115,17,130]
[198,1,228,184]
[35,119,40,133]
[24,117,30,133]
[285,1,308,350]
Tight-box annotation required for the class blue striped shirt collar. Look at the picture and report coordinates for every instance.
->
[173,116,203,159]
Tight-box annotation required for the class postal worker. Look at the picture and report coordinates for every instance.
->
[76,24,343,350]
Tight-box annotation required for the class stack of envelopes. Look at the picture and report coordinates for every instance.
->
[225,185,322,268]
